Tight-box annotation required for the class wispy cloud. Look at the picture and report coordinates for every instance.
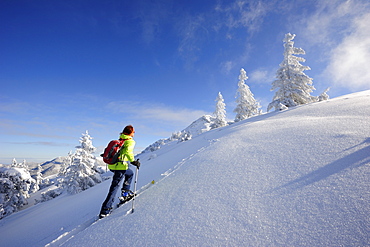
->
[298,0,368,48]
[106,100,207,127]
[249,68,275,85]
[220,61,234,74]
[217,0,269,34]
[5,141,70,147]
[0,95,104,141]
[0,99,37,114]
[176,13,209,68]
[136,1,172,44]
[176,0,272,69]
[324,13,370,91]
[0,118,77,140]
[292,0,370,91]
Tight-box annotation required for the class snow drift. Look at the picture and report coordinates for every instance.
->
[0,90,369,246]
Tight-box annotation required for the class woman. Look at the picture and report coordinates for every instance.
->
[99,125,140,218]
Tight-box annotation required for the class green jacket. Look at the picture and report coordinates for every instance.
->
[108,134,135,171]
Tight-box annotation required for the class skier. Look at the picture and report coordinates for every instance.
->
[99,125,140,218]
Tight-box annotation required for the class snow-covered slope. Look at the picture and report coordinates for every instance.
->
[36,156,69,177]
[0,91,369,246]
[30,156,106,177]
[140,114,216,153]
[182,114,214,136]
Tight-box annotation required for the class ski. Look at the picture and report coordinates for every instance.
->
[116,193,135,208]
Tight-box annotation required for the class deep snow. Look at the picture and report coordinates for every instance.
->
[0,91,369,246]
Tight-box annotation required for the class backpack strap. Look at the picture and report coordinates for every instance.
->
[117,138,132,162]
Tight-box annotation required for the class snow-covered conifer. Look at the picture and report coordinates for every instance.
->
[169,131,192,143]
[0,178,13,219]
[76,130,96,154]
[0,166,35,219]
[11,158,17,167]
[35,164,43,184]
[30,164,42,193]
[213,92,227,128]
[177,131,192,143]
[268,33,317,111]
[19,159,28,169]
[318,87,330,101]
[31,164,44,191]
[170,131,182,141]
[234,68,261,122]
[59,131,102,194]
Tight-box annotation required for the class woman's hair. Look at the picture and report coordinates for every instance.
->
[121,125,134,135]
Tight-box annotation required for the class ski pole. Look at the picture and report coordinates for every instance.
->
[131,159,139,213]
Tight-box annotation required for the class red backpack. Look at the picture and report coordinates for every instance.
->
[101,138,130,164]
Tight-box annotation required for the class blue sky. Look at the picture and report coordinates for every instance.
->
[1,0,370,164]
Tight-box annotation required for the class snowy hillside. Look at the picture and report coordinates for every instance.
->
[28,156,106,177]
[0,90,369,246]
[182,114,215,136]
[33,156,69,177]
[140,114,216,154]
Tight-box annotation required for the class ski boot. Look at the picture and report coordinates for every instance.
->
[99,207,112,219]
[118,190,135,205]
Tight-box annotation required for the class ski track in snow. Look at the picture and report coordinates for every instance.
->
[46,216,98,247]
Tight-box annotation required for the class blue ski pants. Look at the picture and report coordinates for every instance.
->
[100,168,134,214]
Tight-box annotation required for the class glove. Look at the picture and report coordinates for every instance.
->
[131,159,140,169]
